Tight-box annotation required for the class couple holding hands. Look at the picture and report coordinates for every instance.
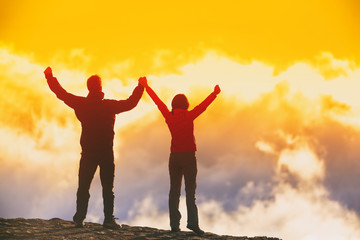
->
[44,67,221,234]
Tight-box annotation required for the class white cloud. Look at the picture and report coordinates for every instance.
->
[277,142,324,181]
[126,141,360,240]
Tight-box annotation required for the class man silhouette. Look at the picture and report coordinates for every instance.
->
[44,67,144,229]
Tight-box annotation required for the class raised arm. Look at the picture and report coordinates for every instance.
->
[139,77,170,117]
[44,67,67,100]
[190,85,221,119]
[110,80,144,114]
[44,67,82,108]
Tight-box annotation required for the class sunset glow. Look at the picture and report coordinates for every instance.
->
[1,1,360,239]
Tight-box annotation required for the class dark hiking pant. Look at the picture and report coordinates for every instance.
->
[73,150,115,222]
[168,152,199,229]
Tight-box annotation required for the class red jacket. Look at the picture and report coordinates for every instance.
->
[146,86,217,153]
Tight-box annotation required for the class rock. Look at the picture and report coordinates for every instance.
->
[0,218,282,240]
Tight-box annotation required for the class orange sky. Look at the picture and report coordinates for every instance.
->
[1,0,360,77]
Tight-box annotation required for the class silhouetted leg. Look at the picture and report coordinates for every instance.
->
[183,153,198,227]
[169,153,183,230]
[73,154,98,222]
[99,151,115,220]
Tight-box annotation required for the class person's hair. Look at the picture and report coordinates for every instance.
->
[87,75,102,92]
[171,94,189,110]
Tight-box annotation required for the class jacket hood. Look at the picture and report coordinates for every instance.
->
[87,91,104,101]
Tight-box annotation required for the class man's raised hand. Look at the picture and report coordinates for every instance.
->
[214,85,221,95]
[138,76,148,88]
[44,67,53,79]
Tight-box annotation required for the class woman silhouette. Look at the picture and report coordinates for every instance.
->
[139,77,221,234]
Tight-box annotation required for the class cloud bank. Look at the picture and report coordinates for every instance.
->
[1,47,360,239]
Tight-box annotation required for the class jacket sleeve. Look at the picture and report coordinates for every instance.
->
[111,84,144,114]
[190,92,217,119]
[145,85,170,118]
[46,76,82,108]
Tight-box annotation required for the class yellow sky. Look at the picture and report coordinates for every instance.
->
[1,0,360,77]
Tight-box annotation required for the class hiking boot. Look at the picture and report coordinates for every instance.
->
[187,225,204,235]
[72,216,84,228]
[103,217,121,229]
[171,227,181,233]
[74,220,84,228]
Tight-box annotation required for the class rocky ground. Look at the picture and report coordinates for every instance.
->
[0,218,282,240]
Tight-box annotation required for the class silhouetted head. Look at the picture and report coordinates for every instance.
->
[171,94,189,110]
[87,75,102,92]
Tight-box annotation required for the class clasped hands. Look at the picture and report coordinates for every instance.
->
[138,76,221,96]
